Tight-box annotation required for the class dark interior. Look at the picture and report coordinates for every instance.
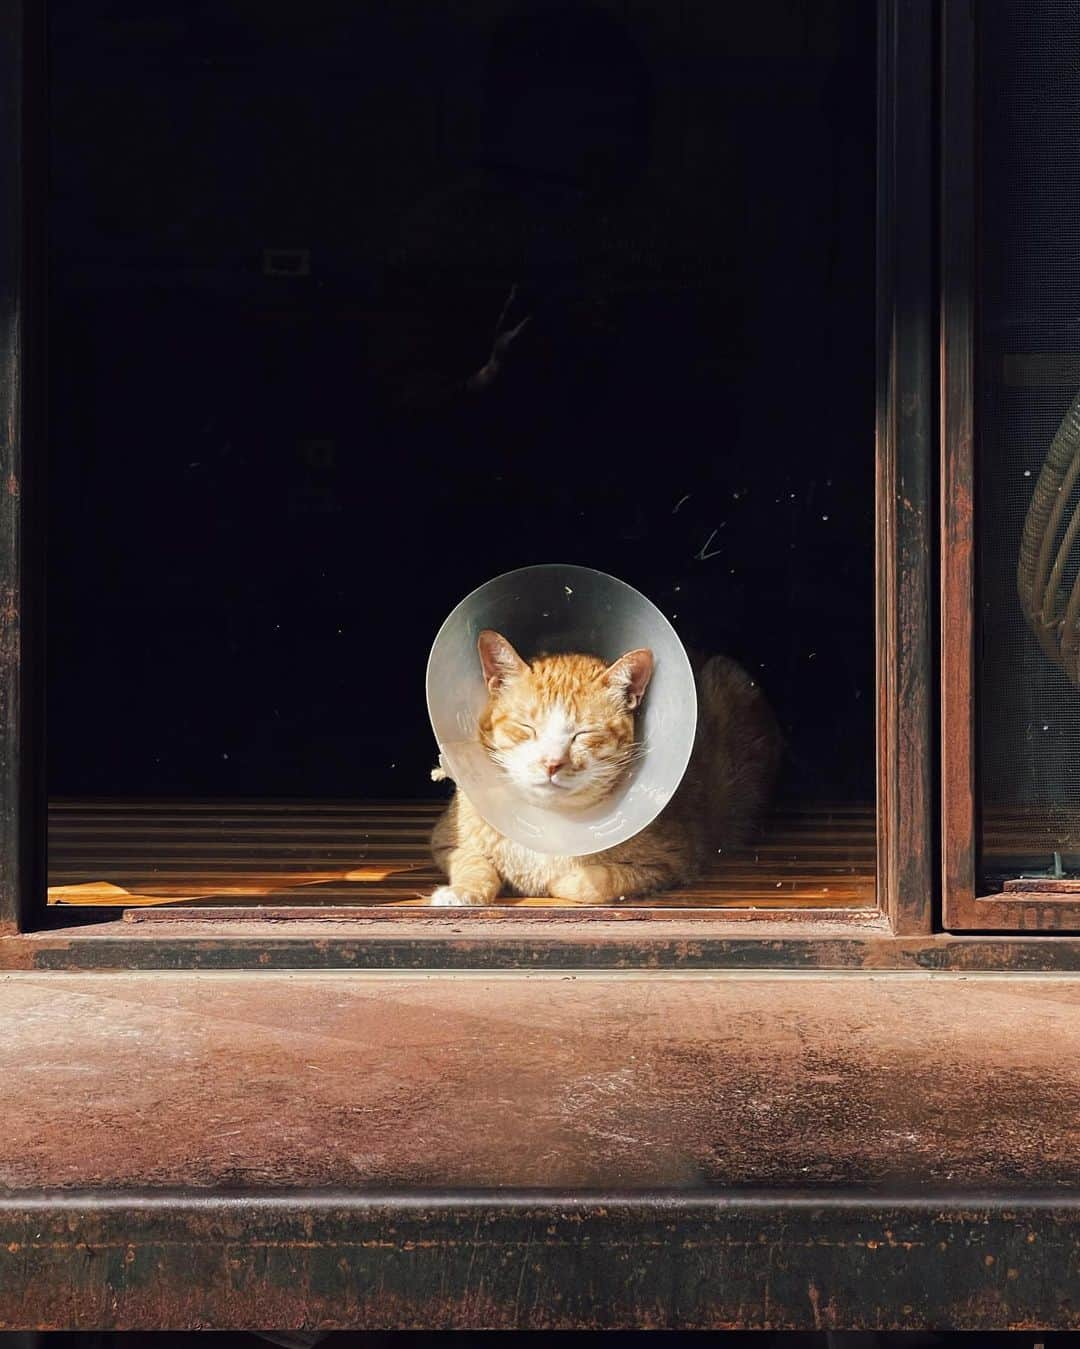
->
[45,1,876,815]
[48,0,873,804]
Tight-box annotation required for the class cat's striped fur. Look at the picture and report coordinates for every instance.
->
[430,631,782,905]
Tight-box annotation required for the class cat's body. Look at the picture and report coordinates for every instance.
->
[430,634,781,905]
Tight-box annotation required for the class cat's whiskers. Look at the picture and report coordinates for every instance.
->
[607,745,649,773]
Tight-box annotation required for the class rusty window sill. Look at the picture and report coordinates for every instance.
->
[3,967,1080,1329]
[10,912,1080,970]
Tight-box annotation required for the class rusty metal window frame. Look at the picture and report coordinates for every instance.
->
[0,0,45,943]
[0,0,984,964]
[940,0,1080,932]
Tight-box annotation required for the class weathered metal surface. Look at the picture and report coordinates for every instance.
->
[2,1191,1079,1332]
[1005,878,1080,894]
[118,904,879,924]
[0,0,37,939]
[0,0,21,936]
[939,0,980,935]
[7,970,1080,1195]
[876,0,935,937]
[12,918,1080,970]
[1,969,1080,1328]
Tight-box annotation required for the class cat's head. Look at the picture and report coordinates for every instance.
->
[476,628,653,809]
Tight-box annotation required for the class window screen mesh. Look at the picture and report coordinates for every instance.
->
[977,0,1080,888]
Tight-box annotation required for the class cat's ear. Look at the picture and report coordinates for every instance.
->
[603,648,654,710]
[477,629,529,693]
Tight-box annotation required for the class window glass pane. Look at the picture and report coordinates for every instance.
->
[977,0,1080,890]
[47,2,877,912]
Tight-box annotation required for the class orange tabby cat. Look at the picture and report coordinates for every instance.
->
[430,629,782,905]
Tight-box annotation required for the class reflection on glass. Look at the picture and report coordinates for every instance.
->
[977,0,1080,891]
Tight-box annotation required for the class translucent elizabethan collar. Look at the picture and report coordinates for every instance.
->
[426,564,698,855]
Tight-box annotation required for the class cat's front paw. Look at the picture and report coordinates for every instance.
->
[430,886,489,907]
[549,866,621,906]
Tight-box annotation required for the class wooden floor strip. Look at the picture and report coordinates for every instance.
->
[48,798,877,911]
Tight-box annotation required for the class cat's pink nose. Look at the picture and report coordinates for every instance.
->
[541,758,566,778]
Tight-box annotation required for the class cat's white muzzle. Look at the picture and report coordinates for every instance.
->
[521,769,611,810]
[521,771,577,796]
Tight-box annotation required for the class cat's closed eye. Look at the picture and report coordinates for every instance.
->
[572,728,603,741]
